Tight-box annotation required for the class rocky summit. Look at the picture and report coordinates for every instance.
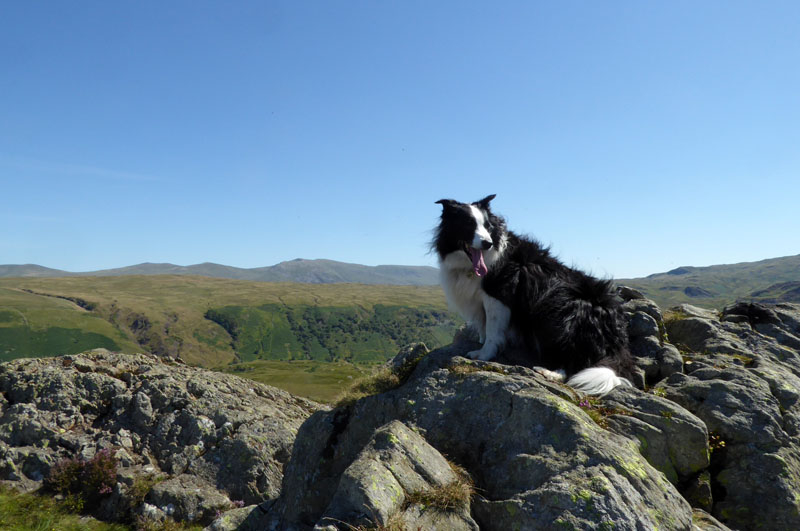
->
[2,294,800,530]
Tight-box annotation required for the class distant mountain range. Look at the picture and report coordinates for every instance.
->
[2,254,799,307]
[0,259,440,286]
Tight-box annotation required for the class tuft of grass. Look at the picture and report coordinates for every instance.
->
[405,460,474,512]
[709,432,727,453]
[574,396,631,429]
[128,472,167,512]
[662,309,690,324]
[134,517,205,531]
[650,387,668,398]
[334,347,428,408]
[726,353,755,367]
[0,483,129,531]
[405,480,472,511]
[335,367,401,407]
[657,320,669,344]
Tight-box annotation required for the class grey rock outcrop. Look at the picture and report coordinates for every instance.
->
[660,302,800,530]
[620,291,684,387]
[259,345,697,530]
[0,349,321,526]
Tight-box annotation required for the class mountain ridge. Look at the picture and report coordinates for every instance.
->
[5,252,799,282]
[0,259,440,285]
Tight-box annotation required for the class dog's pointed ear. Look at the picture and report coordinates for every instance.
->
[436,199,458,210]
[475,194,496,209]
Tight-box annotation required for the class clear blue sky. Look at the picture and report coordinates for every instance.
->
[2,1,798,279]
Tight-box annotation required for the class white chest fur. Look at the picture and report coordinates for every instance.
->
[438,251,490,339]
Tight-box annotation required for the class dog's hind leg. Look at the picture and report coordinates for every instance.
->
[467,294,511,361]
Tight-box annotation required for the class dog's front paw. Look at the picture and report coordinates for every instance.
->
[467,349,496,361]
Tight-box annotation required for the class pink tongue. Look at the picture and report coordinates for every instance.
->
[470,249,488,277]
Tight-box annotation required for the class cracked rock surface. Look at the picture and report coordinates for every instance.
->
[0,349,321,526]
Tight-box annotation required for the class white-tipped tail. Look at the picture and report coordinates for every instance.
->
[566,367,632,396]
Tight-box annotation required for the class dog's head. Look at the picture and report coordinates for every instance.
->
[433,194,501,277]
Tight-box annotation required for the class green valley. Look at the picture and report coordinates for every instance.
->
[0,276,459,400]
[205,303,454,363]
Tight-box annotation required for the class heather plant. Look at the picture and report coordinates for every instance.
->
[45,456,84,495]
[45,448,119,508]
[83,448,119,501]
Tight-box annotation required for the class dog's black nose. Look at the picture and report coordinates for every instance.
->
[481,240,493,250]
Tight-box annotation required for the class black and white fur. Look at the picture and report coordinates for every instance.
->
[433,194,634,395]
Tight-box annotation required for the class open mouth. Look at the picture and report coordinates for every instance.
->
[467,247,488,277]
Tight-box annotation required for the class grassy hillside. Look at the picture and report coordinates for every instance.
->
[750,281,800,303]
[0,276,457,368]
[0,285,139,362]
[617,254,800,310]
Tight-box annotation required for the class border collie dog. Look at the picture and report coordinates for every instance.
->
[433,194,634,395]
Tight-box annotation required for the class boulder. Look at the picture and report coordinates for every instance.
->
[674,304,720,321]
[146,474,232,524]
[314,420,478,530]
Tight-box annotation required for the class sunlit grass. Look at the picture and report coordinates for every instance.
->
[215,359,370,403]
[0,484,129,531]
